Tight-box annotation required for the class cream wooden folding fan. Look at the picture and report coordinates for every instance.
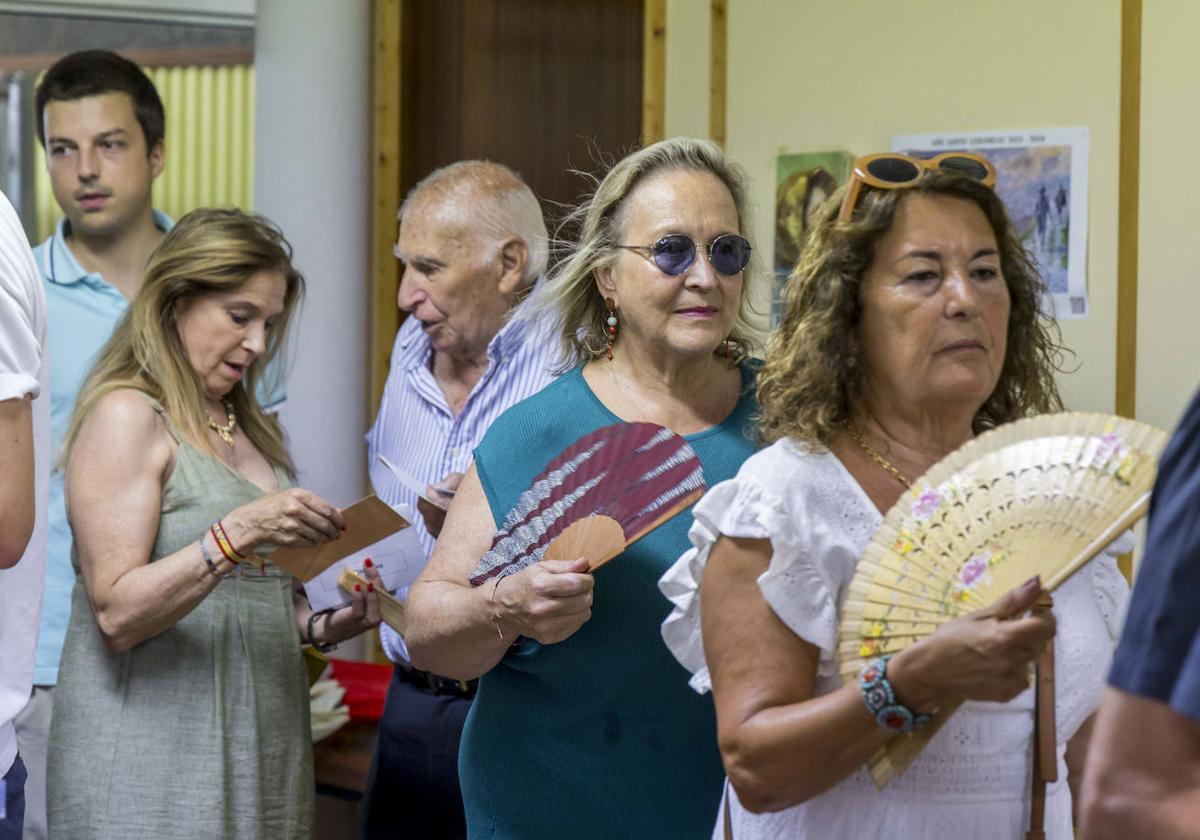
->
[339,567,407,635]
[836,412,1169,788]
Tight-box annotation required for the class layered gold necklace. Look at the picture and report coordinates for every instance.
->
[208,399,237,448]
[844,421,912,489]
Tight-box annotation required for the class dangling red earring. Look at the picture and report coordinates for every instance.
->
[605,297,619,361]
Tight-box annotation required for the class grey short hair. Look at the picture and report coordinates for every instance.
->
[524,137,765,367]
[398,160,548,286]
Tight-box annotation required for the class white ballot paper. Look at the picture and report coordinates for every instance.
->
[289,497,428,613]
[377,453,455,505]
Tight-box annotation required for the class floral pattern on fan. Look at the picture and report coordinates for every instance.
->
[884,425,1155,613]
[911,490,944,520]
[468,422,706,586]
[836,411,1171,789]
[1098,429,1138,482]
[953,546,1007,601]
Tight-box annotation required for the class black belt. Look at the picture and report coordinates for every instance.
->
[396,664,477,698]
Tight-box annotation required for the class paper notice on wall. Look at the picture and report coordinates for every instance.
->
[892,127,1090,319]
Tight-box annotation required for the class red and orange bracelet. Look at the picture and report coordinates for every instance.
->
[210,520,244,566]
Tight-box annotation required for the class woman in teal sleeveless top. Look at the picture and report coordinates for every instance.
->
[464,365,757,837]
[406,138,767,838]
[46,210,383,839]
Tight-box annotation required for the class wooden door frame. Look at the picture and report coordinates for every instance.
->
[643,0,666,145]
[368,0,403,414]
[1116,0,1140,581]
[710,0,726,146]
[1117,0,1139,422]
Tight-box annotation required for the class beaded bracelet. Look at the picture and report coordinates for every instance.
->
[210,520,244,566]
[858,655,931,734]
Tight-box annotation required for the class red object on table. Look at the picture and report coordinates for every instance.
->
[328,658,393,722]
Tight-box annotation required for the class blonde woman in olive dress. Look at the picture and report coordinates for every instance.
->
[47,209,381,839]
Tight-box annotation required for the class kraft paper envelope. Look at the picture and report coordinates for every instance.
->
[271,495,408,582]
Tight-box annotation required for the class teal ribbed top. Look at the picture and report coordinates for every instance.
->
[461,364,759,839]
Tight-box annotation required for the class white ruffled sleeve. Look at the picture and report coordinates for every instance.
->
[660,464,842,694]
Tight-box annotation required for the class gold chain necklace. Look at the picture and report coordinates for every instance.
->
[207,399,237,448]
[845,422,912,489]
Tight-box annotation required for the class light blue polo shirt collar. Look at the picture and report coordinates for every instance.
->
[42,209,174,287]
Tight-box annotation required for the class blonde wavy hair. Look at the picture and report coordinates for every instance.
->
[62,208,304,476]
[524,137,764,367]
[758,172,1066,447]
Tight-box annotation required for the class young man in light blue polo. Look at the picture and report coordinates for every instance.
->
[15,50,283,840]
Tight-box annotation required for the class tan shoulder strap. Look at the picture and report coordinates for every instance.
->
[138,392,182,444]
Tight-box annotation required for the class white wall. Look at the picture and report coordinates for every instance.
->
[255,0,369,508]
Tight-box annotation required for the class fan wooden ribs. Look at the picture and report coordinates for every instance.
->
[835,412,1169,788]
[468,422,707,586]
[338,567,407,634]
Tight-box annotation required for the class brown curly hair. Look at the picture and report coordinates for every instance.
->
[757,172,1067,446]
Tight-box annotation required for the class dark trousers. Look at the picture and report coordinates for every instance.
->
[359,669,472,840]
[0,754,26,840]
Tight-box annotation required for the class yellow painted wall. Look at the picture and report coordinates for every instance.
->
[723,0,1122,414]
[664,0,1139,419]
[1137,1,1200,431]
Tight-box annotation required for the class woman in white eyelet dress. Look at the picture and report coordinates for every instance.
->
[659,162,1129,839]
[661,439,1131,839]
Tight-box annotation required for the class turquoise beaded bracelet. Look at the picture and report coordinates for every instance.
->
[858,655,931,734]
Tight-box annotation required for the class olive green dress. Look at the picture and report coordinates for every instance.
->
[47,400,314,839]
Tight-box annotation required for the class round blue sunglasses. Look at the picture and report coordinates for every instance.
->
[616,233,752,277]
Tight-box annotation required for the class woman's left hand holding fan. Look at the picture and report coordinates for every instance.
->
[491,558,595,644]
[407,466,597,680]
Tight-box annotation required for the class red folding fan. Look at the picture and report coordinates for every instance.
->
[468,422,707,586]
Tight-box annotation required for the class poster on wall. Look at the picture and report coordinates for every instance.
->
[774,150,854,325]
[891,128,1090,319]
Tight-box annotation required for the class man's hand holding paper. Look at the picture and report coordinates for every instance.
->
[417,471,464,538]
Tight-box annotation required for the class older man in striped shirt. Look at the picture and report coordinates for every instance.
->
[360,161,561,839]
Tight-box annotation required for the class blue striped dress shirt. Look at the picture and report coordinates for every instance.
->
[366,304,561,662]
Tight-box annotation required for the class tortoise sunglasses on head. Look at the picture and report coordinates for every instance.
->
[838,151,997,222]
